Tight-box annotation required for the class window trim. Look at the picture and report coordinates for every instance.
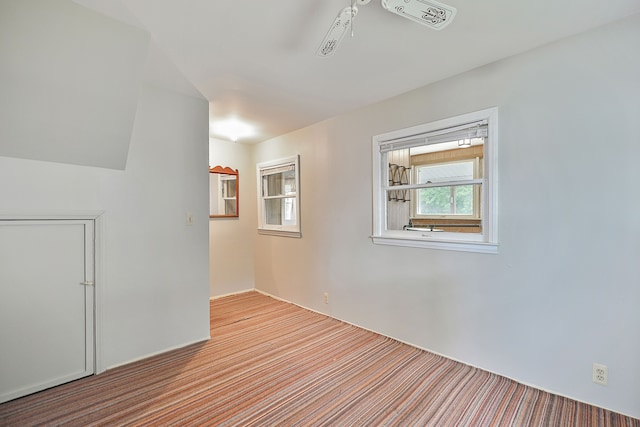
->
[372,108,498,253]
[256,155,301,238]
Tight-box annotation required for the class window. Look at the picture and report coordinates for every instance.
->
[372,108,498,253]
[256,155,301,237]
[414,159,480,217]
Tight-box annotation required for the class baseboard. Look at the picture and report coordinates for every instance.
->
[210,288,255,300]
[254,289,637,420]
[103,336,211,372]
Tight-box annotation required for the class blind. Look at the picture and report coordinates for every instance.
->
[379,120,488,153]
[260,163,295,176]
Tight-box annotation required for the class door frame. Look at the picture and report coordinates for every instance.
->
[0,211,104,374]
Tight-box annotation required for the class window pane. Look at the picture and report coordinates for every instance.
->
[417,184,478,215]
[454,185,473,215]
[265,198,281,224]
[263,170,296,197]
[417,161,474,184]
[224,199,236,215]
[265,197,297,226]
[221,176,236,198]
[418,186,451,214]
[386,191,411,230]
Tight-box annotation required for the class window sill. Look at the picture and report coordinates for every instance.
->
[371,235,498,254]
[258,228,302,238]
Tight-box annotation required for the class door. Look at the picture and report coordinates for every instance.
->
[0,220,94,403]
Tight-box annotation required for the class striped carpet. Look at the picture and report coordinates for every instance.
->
[1,291,638,426]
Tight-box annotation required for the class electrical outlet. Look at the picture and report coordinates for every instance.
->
[593,363,608,386]
[324,292,329,304]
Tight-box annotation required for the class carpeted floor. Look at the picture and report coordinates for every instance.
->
[0,291,638,426]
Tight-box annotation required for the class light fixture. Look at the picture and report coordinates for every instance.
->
[210,118,255,142]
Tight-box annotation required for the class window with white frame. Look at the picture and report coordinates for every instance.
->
[372,108,498,253]
[256,155,301,237]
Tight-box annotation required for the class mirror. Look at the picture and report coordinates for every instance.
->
[209,166,239,218]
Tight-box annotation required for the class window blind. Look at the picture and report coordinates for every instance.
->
[260,163,295,176]
[379,120,488,153]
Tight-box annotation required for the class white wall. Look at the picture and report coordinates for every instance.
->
[209,138,256,296]
[0,6,211,370]
[253,14,640,418]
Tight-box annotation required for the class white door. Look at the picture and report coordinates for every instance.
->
[0,220,94,403]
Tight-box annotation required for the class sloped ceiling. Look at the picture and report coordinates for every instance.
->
[0,0,150,169]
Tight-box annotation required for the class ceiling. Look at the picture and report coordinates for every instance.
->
[76,0,640,143]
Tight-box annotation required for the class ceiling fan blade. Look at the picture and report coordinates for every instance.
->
[317,6,358,57]
[381,0,456,30]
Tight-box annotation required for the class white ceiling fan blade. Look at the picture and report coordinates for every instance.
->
[381,0,456,30]
[317,6,358,57]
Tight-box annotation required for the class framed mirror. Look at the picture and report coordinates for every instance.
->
[209,166,239,218]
